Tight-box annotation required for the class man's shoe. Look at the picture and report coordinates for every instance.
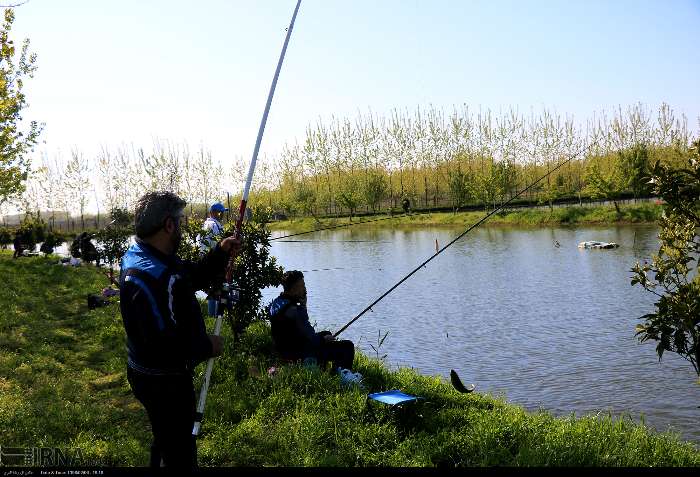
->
[338,368,364,389]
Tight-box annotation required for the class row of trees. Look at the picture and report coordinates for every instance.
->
[10,143,228,229]
[3,103,694,228]
[269,103,693,217]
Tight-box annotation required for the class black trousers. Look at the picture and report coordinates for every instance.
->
[316,339,355,370]
[126,366,197,469]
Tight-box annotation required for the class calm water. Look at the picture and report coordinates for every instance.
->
[263,224,700,444]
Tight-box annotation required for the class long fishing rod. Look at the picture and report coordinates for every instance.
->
[333,139,598,338]
[193,0,302,437]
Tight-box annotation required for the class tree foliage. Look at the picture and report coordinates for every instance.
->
[224,211,284,337]
[177,208,283,338]
[0,8,41,206]
[631,139,700,378]
[94,207,133,281]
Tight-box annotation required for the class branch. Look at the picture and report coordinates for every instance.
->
[1,1,30,7]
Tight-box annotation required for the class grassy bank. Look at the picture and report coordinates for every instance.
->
[2,251,699,467]
[269,203,662,233]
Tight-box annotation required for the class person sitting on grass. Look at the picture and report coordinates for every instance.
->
[79,232,100,265]
[12,231,24,258]
[267,270,363,385]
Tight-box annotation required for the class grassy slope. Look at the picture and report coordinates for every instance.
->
[269,203,662,233]
[1,251,699,467]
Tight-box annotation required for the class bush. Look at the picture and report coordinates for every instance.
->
[95,224,132,281]
[632,139,700,378]
[0,227,12,248]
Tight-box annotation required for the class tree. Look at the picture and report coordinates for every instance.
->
[95,208,133,283]
[584,154,626,214]
[336,181,362,220]
[620,143,651,200]
[293,180,316,217]
[446,163,471,212]
[631,139,700,379]
[64,149,91,230]
[362,170,388,213]
[0,8,42,207]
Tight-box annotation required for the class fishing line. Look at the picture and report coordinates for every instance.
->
[273,240,394,243]
[333,139,599,338]
[269,209,439,241]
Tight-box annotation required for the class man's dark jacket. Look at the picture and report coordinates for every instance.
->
[119,239,227,375]
[267,293,329,360]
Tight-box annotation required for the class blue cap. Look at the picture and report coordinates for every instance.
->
[210,202,229,212]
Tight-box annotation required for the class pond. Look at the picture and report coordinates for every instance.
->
[263,224,699,444]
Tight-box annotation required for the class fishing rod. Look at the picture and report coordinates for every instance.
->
[193,0,302,437]
[333,139,599,338]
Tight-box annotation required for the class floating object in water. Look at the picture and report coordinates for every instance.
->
[578,241,620,249]
[554,240,561,248]
[450,369,475,393]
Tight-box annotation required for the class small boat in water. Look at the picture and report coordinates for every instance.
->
[578,241,620,249]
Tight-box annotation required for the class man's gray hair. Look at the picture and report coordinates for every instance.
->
[134,191,187,239]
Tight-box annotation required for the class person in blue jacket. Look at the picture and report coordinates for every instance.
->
[268,271,360,382]
[119,191,241,469]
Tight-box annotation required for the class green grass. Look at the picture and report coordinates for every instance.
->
[269,203,662,232]
[1,250,698,467]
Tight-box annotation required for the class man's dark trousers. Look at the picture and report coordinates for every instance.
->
[317,339,354,370]
[127,367,197,468]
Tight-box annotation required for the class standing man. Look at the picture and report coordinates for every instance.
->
[198,202,229,317]
[120,191,241,468]
[198,202,228,254]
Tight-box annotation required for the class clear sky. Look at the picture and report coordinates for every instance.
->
[11,0,700,172]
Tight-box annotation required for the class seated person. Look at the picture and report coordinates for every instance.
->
[79,232,100,265]
[268,271,361,382]
[12,232,24,258]
[39,241,54,255]
[70,235,82,259]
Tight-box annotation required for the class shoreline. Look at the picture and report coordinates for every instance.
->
[267,203,662,233]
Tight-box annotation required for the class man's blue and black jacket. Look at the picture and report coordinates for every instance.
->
[119,239,227,376]
[267,294,329,360]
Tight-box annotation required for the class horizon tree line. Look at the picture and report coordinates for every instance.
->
[0,102,696,229]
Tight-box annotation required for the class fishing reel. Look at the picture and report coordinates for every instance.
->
[213,282,241,316]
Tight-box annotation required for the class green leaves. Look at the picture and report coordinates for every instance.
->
[631,139,700,378]
[0,7,42,206]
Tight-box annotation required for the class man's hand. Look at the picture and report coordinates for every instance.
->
[220,237,243,254]
[209,334,224,357]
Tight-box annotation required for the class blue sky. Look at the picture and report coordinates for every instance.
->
[12,0,700,168]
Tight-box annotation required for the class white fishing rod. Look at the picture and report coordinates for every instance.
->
[193,0,303,437]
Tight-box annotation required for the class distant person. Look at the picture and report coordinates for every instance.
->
[12,231,24,258]
[39,240,54,255]
[70,235,82,259]
[119,191,242,469]
[79,232,100,265]
[267,271,362,385]
[197,202,229,317]
[198,202,228,254]
[402,197,411,214]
